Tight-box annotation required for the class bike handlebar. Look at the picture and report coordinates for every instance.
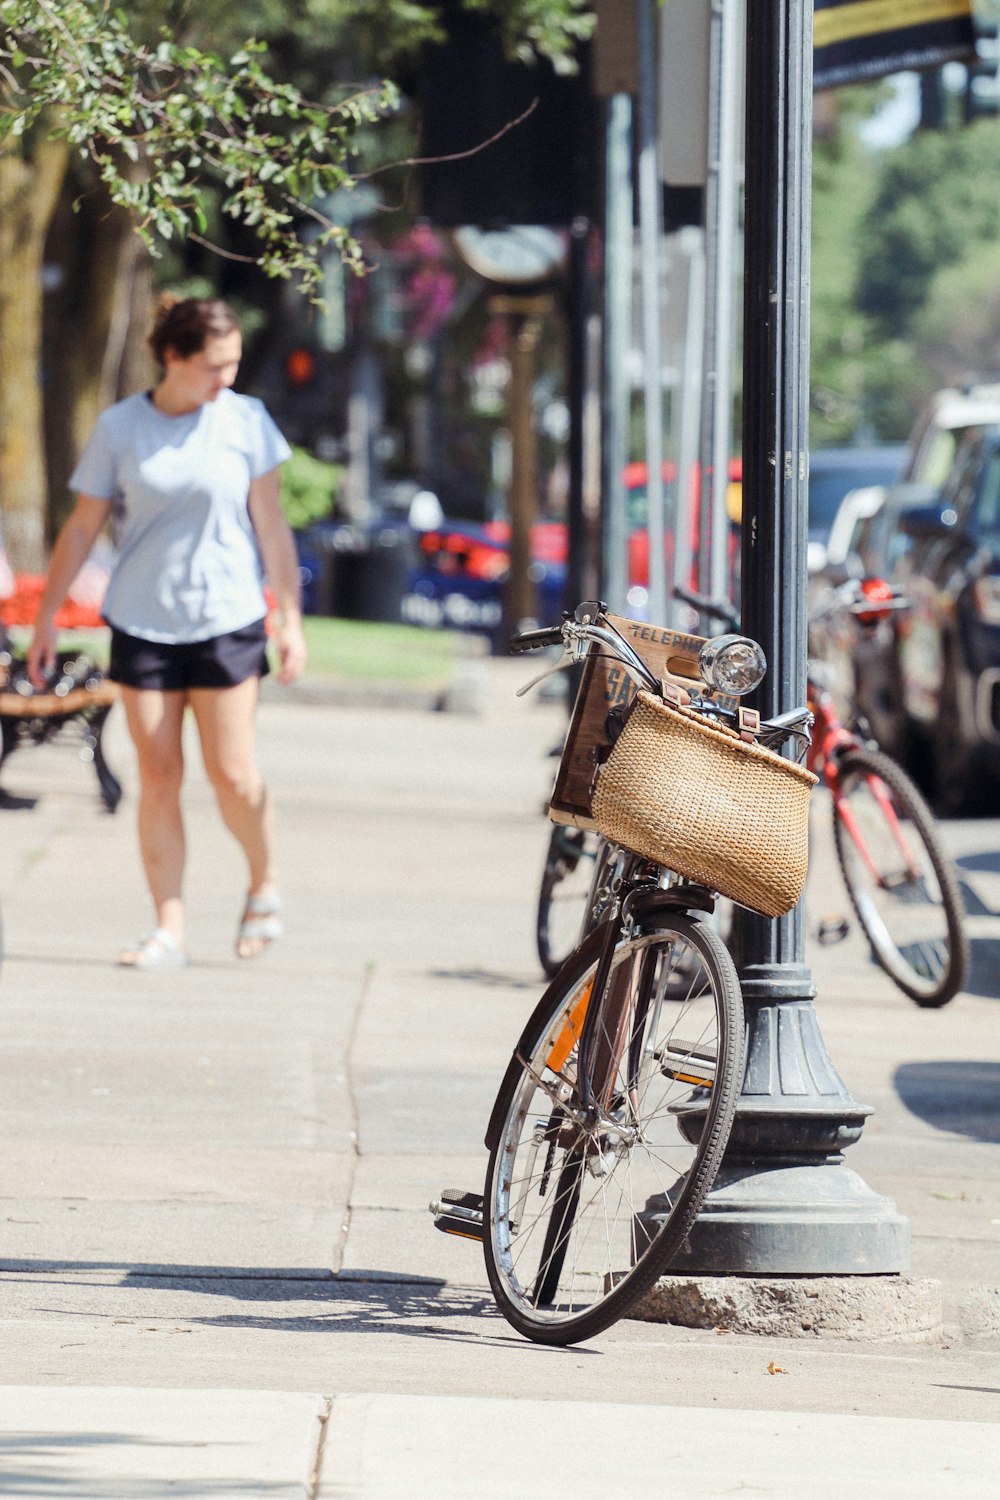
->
[512,605,812,748]
[508,624,566,653]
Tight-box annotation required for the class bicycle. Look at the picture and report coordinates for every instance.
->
[435,601,813,1345]
[678,581,969,1008]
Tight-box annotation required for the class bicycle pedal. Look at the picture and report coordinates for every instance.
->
[430,1189,484,1242]
[817,915,851,946]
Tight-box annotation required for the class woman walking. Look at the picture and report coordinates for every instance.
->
[28,295,306,968]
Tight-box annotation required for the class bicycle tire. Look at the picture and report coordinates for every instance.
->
[535,826,605,978]
[483,911,744,1345]
[831,745,968,1008]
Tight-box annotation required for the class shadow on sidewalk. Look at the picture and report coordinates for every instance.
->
[894,1060,1000,1143]
[964,938,1000,1001]
[0,1438,289,1497]
[0,1263,547,1350]
[945,852,1000,1001]
[430,966,539,991]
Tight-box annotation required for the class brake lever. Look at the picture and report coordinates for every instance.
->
[515,657,571,698]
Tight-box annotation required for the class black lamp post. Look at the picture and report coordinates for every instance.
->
[673,0,908,1273]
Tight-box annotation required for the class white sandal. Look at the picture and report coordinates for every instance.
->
[236,891,284,959]
[118,929,187,970]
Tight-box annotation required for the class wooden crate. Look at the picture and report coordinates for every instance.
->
[548,613,710,828]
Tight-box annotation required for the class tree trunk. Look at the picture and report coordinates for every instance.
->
[0,131,69,572]
[43,166,154,537]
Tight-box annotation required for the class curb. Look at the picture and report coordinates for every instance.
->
[259,653,493,715]
[259,675,444,711]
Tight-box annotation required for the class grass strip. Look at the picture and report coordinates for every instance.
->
[31,616,466,685]
[297,616,463,682]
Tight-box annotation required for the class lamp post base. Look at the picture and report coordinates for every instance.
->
[650,1159,909,1275]
[655,984,911,1275]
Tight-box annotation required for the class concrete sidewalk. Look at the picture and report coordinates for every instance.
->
[3,1387,998,1497]
[0,657,998,1496]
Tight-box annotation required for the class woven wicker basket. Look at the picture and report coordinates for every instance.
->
[591,690,818,918]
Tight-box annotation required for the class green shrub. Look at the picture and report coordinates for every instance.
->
[280,447,344,530]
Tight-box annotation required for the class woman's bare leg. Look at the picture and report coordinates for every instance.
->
[119,685,187,950]
[189,677,277,954]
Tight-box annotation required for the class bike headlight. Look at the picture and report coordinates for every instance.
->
[698,634,767,697]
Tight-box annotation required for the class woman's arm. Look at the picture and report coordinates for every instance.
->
[248,467,307,685]
[27,495,110,686]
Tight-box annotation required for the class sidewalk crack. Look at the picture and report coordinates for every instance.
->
[334,961,370,1272]
[308,1395,334,1500]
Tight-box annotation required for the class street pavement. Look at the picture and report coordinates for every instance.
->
[0,656,998,1497]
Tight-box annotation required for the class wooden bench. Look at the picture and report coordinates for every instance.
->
[0,647,122,811]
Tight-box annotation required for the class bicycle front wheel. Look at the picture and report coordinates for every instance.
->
[832,746,968,1007]
[484,911,743,1345]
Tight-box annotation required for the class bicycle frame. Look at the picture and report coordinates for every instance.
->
[808,677,924,886]
[488,877,718,1153]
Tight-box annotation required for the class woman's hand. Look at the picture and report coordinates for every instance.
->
[26,619,57,689]
[274,615,308,684]
[24,495,109,688]
[249,467,307,686]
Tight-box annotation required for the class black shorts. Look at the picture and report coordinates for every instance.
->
[108,619,270,691]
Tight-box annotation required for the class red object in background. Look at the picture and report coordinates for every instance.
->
[3,574,282,635]
[855,575,895,627]
[412,458,745,603]
[420,529,509,581]
[1,574,106,630]
[284,348,317,388]
[482,520,567,568]
[623,458,743,588]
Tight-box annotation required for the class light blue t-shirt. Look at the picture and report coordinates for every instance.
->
[70,388,292,644]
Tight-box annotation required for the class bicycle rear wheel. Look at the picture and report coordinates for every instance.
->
[536,826,606,978]
[483,911,743,1345]
[832,746,968,1007]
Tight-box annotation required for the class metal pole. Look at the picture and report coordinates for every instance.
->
[659,0,909,1274]
[697,0,743,609]
[671,227,705,608]
[635,0,671,625]
[565,217,591,617]
[600,94,633,613]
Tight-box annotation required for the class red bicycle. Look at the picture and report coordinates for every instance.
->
[680,581,968,1008]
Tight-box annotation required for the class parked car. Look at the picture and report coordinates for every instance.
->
[817,481,940,756]
[811,394,1000,588]
[807,445,908,573]
[837,423,1000,812]
[885,423,1000,812]
[814,387,1000,796]
[403,518,563,641]
[902,383,1000,488]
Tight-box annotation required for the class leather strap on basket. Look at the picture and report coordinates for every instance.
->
[737,706,760,742]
